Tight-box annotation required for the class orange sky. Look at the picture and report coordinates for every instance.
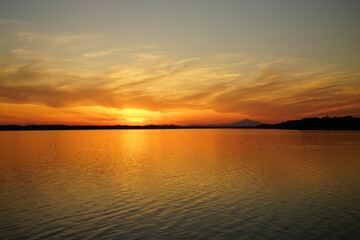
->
[0,1,359,125]
[1,48,358,125]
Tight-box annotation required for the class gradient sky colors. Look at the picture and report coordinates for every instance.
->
[0,0,359,125]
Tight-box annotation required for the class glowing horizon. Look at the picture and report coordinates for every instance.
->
[0,0,359,125]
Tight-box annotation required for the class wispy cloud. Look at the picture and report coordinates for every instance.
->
[83,48,124,58]
[14,30,90,47]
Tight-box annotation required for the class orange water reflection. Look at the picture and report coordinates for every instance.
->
[0,129,359,239]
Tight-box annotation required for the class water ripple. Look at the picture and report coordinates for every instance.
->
[0,129,359,239]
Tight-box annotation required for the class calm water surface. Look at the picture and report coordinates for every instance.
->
[0,129,359,239]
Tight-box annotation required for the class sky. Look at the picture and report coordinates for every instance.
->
[0,0,359,125]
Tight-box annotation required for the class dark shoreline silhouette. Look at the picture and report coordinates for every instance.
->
[0,116,359,131]
[258,116,359,130]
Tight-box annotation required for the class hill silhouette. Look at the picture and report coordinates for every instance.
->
[217,119,264,127]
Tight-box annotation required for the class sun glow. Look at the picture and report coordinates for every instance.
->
[127,117,144,124]
[120,108,157,125]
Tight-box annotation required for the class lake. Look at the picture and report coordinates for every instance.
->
[0,129,359,239]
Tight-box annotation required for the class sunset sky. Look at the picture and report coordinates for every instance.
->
[0,0,359,125]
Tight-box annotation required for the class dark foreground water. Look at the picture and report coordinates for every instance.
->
[0,129,359,240]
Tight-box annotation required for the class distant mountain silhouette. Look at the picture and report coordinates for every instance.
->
[219,119,264,127]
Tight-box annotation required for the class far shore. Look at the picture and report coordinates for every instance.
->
[1,116,359,131]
